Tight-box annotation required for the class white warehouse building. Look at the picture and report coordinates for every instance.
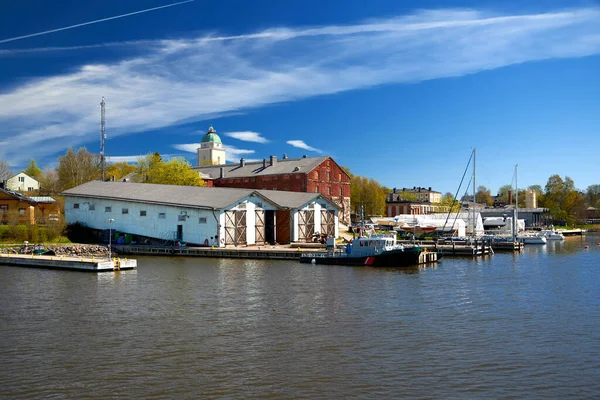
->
[62,181,339,246]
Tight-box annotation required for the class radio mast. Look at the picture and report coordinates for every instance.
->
[100,97,106,181]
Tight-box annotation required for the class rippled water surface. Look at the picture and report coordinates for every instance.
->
[1,235,600,399]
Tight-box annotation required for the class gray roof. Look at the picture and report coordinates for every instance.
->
[0,187,37,204]
[194,156,330,179]
[61,181,339,210]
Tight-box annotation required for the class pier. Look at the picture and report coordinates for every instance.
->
[0,253,137,272]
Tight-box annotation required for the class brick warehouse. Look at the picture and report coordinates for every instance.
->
[193,125,352,223]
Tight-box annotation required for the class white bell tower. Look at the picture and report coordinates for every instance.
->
[197,125,226,166]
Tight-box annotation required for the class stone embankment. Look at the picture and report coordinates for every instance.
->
[1,244,110,256]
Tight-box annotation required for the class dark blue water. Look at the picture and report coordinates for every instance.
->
[1,235,599,399]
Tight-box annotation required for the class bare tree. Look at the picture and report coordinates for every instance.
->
[0,160,13,181]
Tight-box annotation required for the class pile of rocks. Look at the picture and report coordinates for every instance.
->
[1,244,111,256]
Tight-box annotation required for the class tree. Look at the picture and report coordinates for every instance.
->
[475,185,493,206]
[23,159,43,181]
[543,175,583,225]
[105,162,136,181]
[586,184,600,207]
[441,192,461,213]
[57,147,101,191]
[38,168,60,195]
[496,184,514,204]
[527,185,543,194]
[350,175,387,217]
[0,160,12,181]
[135,153,163,183]
[148,158,205,186]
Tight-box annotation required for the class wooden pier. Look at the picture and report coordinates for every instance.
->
[0,253,137,272]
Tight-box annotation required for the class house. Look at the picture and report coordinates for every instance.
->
[0,187,60,225]
[193,125,352,223]
[386,187,448,217]
[62,181,340,246]
[5,172,40,192]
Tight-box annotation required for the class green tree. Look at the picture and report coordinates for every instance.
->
[586,184,600,206]
[135,153,163,183]
[543,175,584,225]
[23,159,43,181]
[475,185,493,206]
[496,184,514,204]
[57,147,101,191]
[148,158,205,186]
[527,184,543,194]
[350,175,386,217]
[441,192,461,212]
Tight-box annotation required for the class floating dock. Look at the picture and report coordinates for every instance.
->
[0,253,137,272]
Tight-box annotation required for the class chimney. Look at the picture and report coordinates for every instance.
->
[220,167,224,178]
[240,158,245,167]
[282,153,288,159]
[508,190,513,205]
[0,180,5,189]
[303,155,307,158]
[263,159,267,168]
[393,187,396,193]
[428,187,432,191]
[270,155,277,166]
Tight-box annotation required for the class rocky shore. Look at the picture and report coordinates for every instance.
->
[1,244,111,256]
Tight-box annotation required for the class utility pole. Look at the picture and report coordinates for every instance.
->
[100,97,106,181]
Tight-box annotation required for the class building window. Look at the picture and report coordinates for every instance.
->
[140,210,147,217]
[178,215,187,221]
[0,205,7,216]
[315,171,319,180]
[74,203,80,209]
[27,187,33,191]
[105,206,112,213]
[19,208,25,216]
[256,202,263,208]
[327,172,331,181]
[328,187,331,195]
[315,186,319,193]
[199,217,207,224]
[89,204,95,211]
[340,188,343,197]
[158,213,166,219]
[122,208,129,214]
[338,173,342,181]
[19,177,24,182]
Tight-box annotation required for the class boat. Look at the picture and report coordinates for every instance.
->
[300,234,422,267]
[539,229,565,240]
[518,233,547,244]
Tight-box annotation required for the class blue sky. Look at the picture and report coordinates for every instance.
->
[0,0,599,196]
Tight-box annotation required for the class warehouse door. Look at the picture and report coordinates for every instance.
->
[298,210,315,242]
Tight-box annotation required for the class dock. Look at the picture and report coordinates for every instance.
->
[560,229,586,236]
[0,253,137,272]
[491,241,524,252]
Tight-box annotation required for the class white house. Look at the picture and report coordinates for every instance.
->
[6,173,40,192]
[62,181,339,246]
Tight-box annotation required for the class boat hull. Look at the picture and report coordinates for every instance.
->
[300,247,422,267]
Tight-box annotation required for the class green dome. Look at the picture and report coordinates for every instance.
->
[201,125,222,144]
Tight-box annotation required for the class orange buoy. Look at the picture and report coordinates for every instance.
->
[585,246,589,249]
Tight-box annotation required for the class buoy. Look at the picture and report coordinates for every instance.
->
[597,242,600,246]
[311,259,316,264]
[585,246,589,250]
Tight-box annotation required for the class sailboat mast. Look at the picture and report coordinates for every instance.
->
[473,148,476,237]
[515,164,518,236]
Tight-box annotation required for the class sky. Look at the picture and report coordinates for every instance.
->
[0,0,599,196]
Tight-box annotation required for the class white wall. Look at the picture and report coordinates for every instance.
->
[64,196,221,245]
[6,173,39,192]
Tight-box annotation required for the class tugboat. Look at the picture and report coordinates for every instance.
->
[300,234,422,267]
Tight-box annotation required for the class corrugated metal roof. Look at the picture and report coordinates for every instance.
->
[28,196,56,203]
[194,156,329,179]
[0,187,37,204]
[61,181,339,210]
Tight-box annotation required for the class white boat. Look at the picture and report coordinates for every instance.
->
[518,234,547,244]
[539,229,565,240]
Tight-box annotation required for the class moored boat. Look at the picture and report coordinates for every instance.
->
[300,234,422,267]
[539,229,565,240]
[518,233,547,244]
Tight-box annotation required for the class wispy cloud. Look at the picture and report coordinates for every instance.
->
[1,7,600,166]
[286,140,323,153]
[224,131,270,143]
[106,155,146,163]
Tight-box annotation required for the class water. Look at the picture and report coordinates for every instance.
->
[1,235,599,399]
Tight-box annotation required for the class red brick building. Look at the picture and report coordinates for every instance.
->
[195,155,351,223]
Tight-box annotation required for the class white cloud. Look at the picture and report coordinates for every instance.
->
[172,143,255,163]
[224,131,269,143]
[1,7,599,166]
[106,155,145,163]
[287,140,323,153]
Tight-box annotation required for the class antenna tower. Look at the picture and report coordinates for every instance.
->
[100,97,106,181]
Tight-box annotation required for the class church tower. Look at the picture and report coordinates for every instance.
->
[197,125,226,166]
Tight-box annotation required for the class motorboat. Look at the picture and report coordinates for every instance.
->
[300,234,422,267]
[539,229,565,240]
[518,233,547,245]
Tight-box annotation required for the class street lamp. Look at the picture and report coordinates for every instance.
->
[108,218,115,260]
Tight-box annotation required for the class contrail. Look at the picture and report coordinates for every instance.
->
[0,0,194,44]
